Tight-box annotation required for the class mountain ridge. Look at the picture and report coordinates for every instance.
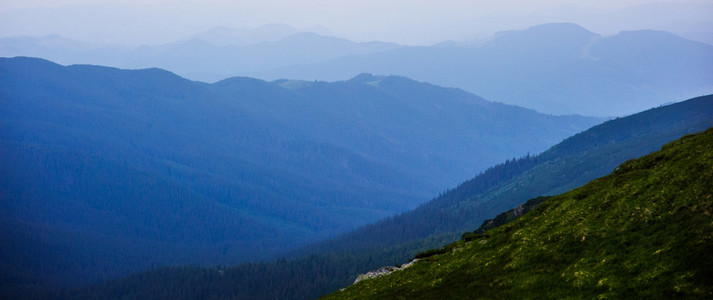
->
[4,23,710,116]
[67,94,713,300]
[250,23,713,116]
[0,57,599,294]
[327,128,713,299]
[296,94,713,257]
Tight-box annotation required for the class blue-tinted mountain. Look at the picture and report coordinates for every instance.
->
[0,31,401,83]
[0,57,598,294]
[251,23,713,116]
[186,24,311,46]
[4,23,710,116]
[308,95,713,256]
[328,128,713,299]
[69,95,712,300]
[121,32,401,82]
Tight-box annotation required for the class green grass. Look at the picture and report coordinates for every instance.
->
[325,128,713,299]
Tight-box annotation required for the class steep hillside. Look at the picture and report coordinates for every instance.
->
[70,95,713,300]
[301,94,713,256]
[0,57,598,294]
[253,23,713,116]
[328,128,713,299]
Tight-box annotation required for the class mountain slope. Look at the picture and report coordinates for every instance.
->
[0,57,598,293]
[327,128,713,299]
[252,23,713,116]
[69,95,713,300]
[301,94,713,256]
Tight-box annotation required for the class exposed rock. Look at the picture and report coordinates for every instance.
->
[513,204,525,217]
[353,259,419,284]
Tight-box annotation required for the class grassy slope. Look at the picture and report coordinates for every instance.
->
[327,128,713,299]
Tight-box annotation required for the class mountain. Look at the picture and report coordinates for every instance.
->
[69,95,713,300]
[186,24,312,46]
[608,2,713,45]
[0,34,125,67]
[0,31,402,83]
[0,57,598,295]
[250,23,713,116]
[119,32,401,82]
[300,94,713,257]
[3,23,710,116]
[327,128,713,299]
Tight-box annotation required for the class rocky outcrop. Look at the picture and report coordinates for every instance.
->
[353,259,419,284]
[467,196,550,236]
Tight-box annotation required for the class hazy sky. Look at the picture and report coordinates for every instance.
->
[1,0,711,45]
[0,0,667,11]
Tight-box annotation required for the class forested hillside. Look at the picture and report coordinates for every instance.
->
[328,128,713,299]
[300,94,713,256]
[0,57,599,295]
[71,95,713,299]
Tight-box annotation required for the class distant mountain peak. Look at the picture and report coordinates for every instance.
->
[610,29,690,42]
[189,23,304,46]
[213,75,269,87]
[277,31,334,42]
[492,22,597,38]
[349,73,377,81]
[347,73,392,86]
[493,22,600,44]
[528,22,593,32]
